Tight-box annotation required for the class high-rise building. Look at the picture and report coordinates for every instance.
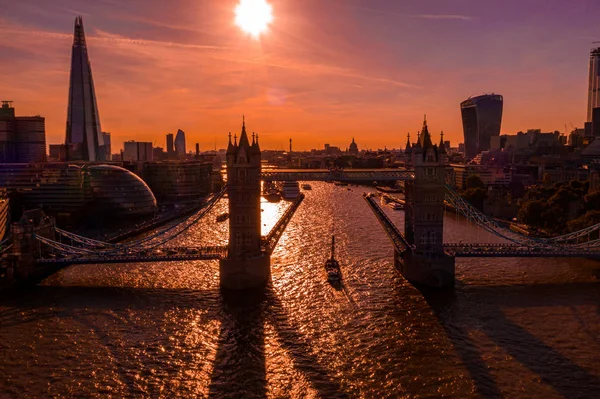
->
[587,47,600,123]
[166,133,174,158]
[460,94,503,159]
[0,101,46,163]
[65,16,105,161]
[15,116,46,163]
[123,141,153,162]
[175,129,186,157]
[49,144,67,161]
[102,132,111,159]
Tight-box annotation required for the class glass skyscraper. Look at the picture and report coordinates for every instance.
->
[175,129,186,158]
[587,47,600,123]
[460,94,503,159]
[65,16,105,161]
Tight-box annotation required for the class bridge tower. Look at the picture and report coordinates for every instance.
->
[220,117,270,290]
[401,116,455,287]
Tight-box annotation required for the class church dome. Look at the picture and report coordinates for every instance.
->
[348,138,359,155]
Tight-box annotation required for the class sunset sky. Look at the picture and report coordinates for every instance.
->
[1,0,599,152]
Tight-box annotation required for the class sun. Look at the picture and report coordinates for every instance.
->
[235,0,273,37]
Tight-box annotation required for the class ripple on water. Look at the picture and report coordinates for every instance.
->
[1,182,600,398]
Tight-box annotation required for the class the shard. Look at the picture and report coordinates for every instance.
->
[65,16,105,161]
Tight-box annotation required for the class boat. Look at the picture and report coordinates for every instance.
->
[389,203,403,210]
[278,181,300,200]
[301,183,312,190]
[262,182,281,202]
[216,212,229,222]
[334,182,348,187]
[324,235,341,284]
[263,190,281,202]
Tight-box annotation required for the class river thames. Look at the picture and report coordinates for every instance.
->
[1,182,600,398]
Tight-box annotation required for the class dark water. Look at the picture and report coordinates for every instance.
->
[1,183,600,398]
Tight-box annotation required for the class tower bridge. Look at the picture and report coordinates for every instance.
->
[6,117,600,290]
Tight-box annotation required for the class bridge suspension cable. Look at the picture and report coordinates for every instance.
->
[37,187,228,258]
[444,185,600,247]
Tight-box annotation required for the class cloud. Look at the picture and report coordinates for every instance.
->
[413,14,474,21]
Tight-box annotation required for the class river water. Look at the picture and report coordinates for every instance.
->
[1,182,600,398]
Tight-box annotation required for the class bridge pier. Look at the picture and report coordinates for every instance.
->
[396,250,455,288]
[219,254,271,290]
[401,116,455,288]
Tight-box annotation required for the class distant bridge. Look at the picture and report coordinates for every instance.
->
[261,169,415,182]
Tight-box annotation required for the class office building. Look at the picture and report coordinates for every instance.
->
[0,101,46,163]
[587,47,600,123]
[48,144,67,161]
[460,94,503,159]
[123,141,153,162]
[175,129,186,157]
[142,161,213,203]
[102,132,111,159]
[166,133,174,158]
[64,16,105,161]
[0,163,156,217]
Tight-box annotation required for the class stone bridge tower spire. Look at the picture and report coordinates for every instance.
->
[402,115,454,287]
[220,116,270,290]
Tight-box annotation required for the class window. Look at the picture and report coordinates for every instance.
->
[420,230,428,244]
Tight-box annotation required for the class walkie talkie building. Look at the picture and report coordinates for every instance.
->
[65,16,105,161]
[461,94,503,159]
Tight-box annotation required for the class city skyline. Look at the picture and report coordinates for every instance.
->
[1,0,599,150]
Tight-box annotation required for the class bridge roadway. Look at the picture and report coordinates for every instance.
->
[262,193,305,254]
[443,243,600,258]
[35,246,228,266]
[363,193,411,254]
[260,168,414,182]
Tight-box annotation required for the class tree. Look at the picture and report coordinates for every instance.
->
[462,187,487,211]
[518,200,546,227]
[584,189,600,211]
[466,175,486,190]
[568,210,600,234]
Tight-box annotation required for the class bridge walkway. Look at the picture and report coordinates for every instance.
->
[262,194,305,254]
[363,193,411,255]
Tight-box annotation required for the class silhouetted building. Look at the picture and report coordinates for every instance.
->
[166,133,174,158]
[461,94,503,159]
[48,144,67,161]
[65,17,105,161]
[102,132,111,159]
[0,101,46,163]
[123,141,153,162]
[348,137,359,156]
[592,107,600,137]
[175,129,186,157]
[142,161,213,203]
[587,47,600,122]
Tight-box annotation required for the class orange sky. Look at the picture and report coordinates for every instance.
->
[0,0,598,152]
